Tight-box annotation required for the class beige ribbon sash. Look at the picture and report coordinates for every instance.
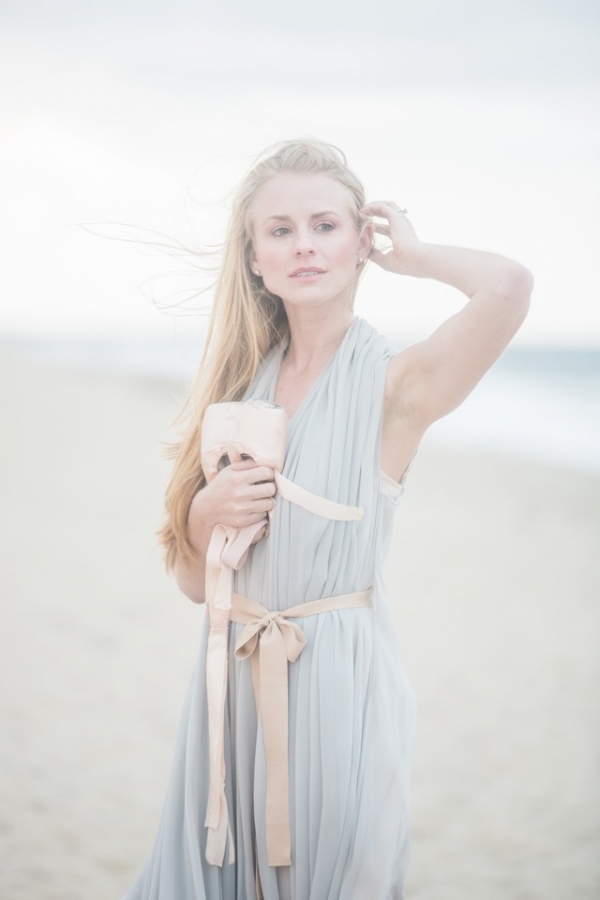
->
[204,521,265,865]
[230,588,373,867]
[275,472,363,521]
[203,481,364,867]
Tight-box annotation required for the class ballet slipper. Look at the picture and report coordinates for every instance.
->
[201,399,287,569]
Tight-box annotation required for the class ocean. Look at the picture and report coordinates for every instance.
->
[4,337,599,475]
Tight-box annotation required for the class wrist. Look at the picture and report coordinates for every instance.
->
[397,240,434,278]
[188,485,217,540]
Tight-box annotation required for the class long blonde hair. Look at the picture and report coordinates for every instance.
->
[160,139,368,569]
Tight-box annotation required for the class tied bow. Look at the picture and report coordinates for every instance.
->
[200,400,364,867]
[232,598,307,867]
[229,590,374,867]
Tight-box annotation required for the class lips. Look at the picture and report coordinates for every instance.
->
[289,267,326,278]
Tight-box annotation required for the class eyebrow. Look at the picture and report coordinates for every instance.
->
[262,210,342,225]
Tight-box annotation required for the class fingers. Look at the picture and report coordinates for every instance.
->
[240,471,276,500]
[372,222,392,238]
[229,463,275,484]
[229,457,259,470]
[213,463,274,497]
[249,495,276,514]
[361,201,408,219]
[219,463,277,516]
[239,497,275,526]
[246,481,277,504]
[361,199,419,274]
[368,247,397,272]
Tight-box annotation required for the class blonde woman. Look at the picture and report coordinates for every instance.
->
[123,140,532,900]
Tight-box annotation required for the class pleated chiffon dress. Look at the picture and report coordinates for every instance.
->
[123,317,417,900]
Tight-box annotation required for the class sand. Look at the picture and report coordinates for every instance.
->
[0,350,598,900]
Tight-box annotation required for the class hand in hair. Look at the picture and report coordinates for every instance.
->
[360,202,419,275]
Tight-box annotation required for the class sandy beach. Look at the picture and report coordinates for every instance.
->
[0,350,598,900]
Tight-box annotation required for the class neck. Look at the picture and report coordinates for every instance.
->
[283,305,355,373]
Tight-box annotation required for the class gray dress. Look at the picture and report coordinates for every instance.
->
[123,317,417,900]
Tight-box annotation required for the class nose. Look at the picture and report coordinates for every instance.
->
[293,228,316,256]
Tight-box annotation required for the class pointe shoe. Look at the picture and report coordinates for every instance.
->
[201,400,287,482]
[201,400,288,568]
[201,402,246,483]
[227,400,287,472]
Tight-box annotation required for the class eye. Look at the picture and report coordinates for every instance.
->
[316,222,335,232]
[272,226,291,237]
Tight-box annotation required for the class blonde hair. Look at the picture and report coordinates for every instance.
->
[160,139,368,569]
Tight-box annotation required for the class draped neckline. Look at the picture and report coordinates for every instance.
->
[269,316,360,425]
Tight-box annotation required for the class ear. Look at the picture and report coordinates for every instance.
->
[247,246,259,276]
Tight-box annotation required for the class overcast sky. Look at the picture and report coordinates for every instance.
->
[1,1,599,344]
[3,0,599,91]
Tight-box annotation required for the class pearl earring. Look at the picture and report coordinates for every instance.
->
[254,268,261,276]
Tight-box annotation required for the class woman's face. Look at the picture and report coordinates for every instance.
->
[249,171,370,311]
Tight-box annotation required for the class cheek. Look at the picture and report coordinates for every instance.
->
[256,250,279,273]
[260,251,286,278]
[254,239,282,268]
[331,234,360,267]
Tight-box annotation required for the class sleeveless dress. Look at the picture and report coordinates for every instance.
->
[123,317,417,900]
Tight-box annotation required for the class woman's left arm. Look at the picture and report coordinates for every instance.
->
[362,201,533,427]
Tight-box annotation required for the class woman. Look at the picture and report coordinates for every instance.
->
[124,140,532,899]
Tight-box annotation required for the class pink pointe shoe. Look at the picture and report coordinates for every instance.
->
[201,400,287,571]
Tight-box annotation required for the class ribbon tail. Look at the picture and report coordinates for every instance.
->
[260,625,292,866]
[204,626,235,865]
[204,523,242,866]
[221,519,267,569]
[205,782,235,865]
[275,472,363,521]
[204,629,228,823]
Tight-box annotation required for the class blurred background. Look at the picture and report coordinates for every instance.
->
[0,1,599,898]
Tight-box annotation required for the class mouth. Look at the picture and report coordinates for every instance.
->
[289,267,326,278]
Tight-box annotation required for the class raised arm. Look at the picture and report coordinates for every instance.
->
[362,201,533,430]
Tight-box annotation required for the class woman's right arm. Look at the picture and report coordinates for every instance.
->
[173,460,276,604]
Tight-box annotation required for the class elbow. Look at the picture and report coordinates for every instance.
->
[173,556,206,605]
[515,263,534,307]
[179,584,206,605]
[515,264,533,325]
[502,262,534,305]
[496,262,533,326]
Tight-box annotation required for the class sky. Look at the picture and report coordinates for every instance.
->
[1,0,599,346]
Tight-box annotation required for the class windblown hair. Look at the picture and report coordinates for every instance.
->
[159,139,368,569]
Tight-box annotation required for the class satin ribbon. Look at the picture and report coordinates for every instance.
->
[275,473,363,521]
[204,521,265,865]
[231,588,374,867]
[203,479,364,866]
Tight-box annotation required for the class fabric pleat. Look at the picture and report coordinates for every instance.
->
[122,317,416,900]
